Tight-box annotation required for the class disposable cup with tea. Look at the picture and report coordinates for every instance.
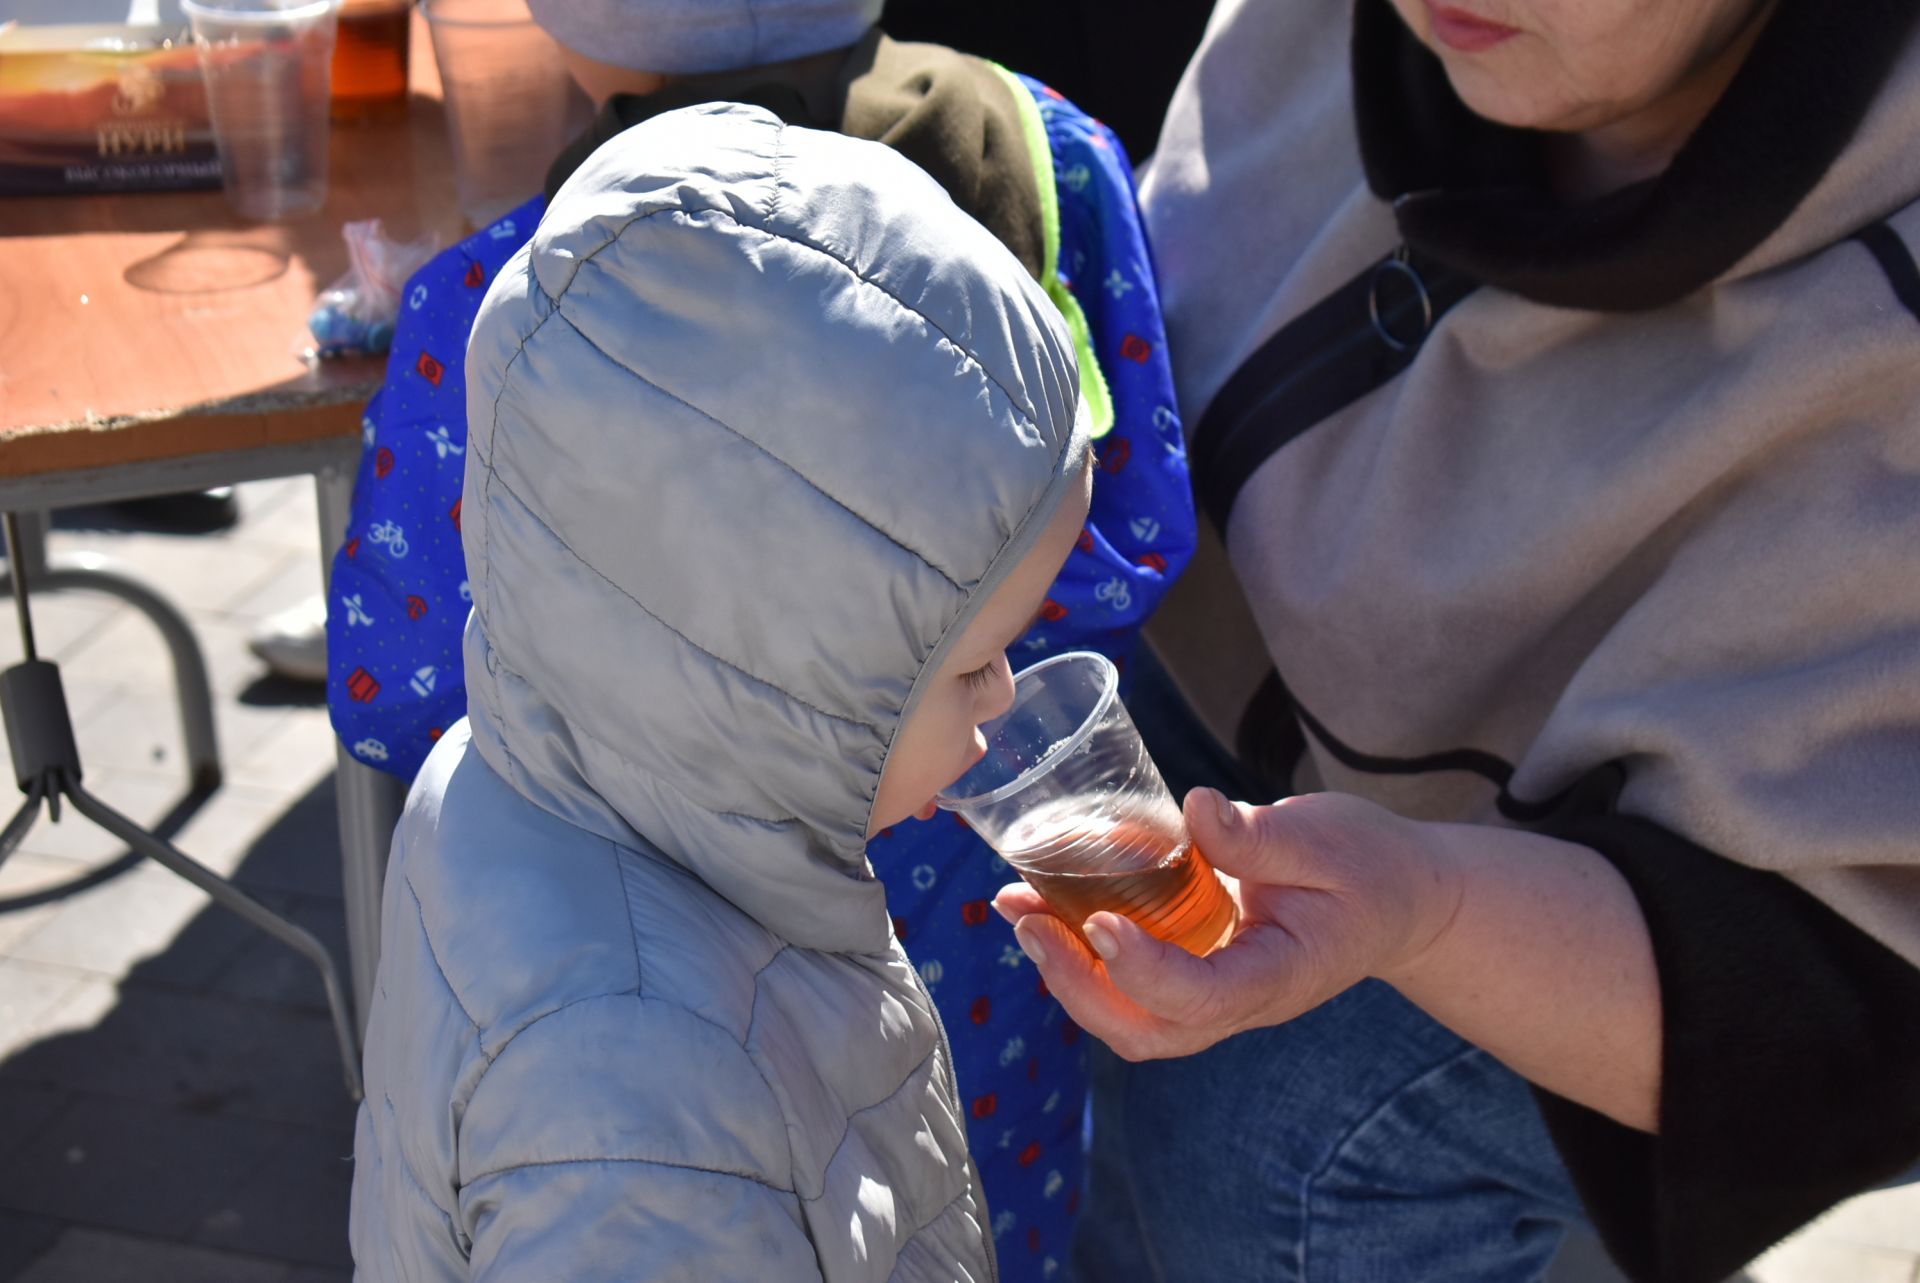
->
[332,0,412,124]
[939,651,1239,957]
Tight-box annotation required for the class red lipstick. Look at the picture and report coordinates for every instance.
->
[1425,3,1521,52]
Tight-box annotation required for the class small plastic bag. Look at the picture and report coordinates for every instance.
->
[308,220,438,358]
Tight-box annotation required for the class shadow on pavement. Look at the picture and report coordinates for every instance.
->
[0,773,358,1280]
[238,675,329,711]
[51,495,243,538]
[0,784,219,918]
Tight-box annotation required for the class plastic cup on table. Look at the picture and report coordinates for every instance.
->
[182,0,340,222]
[331,0,413,125]
[938,651,1241,957]
[421,0,592,229]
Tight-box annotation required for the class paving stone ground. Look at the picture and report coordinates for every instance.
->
[0,478,1912,1282]
[0,480,352,1283]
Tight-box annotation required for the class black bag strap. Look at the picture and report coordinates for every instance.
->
[1191,246,1480,532]
[1200,222,1911,802]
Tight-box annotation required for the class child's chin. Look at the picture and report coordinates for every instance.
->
[914,798,940,822]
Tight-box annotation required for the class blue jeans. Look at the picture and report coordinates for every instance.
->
[1079,651,1592,1282]
[1070,980,1591,1283]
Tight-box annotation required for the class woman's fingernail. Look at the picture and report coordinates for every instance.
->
[1015,923,1048,967]
[1209,788,1235,828]
[1083,920,1119,960]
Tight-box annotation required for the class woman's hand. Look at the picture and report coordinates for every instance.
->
[997,787,1663,1130]
[994,789,1465,1061]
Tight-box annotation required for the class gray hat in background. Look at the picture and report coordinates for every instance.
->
[525,0,885,74]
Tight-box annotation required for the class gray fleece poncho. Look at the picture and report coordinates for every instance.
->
[1141,1,1920,1279]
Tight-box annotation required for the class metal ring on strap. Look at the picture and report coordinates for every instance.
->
[1368,253,1434,353]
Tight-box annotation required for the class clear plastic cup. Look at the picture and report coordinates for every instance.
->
[939,652,1240,956]
[421,0,591,228]
[183,0,340,222]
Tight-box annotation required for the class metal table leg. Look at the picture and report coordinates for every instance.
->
[0,546,222,793]
[0,510,363,1098]
[315,462,406,1035]
[0,511,221,850]
[66,783,361,1099]
[335,752,405,1033]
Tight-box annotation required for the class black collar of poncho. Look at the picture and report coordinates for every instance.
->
[1352,0,1920,311]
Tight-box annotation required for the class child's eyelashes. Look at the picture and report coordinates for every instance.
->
[963,657,1003,692]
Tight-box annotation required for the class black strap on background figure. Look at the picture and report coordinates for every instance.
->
[1854,221,1920,322]
[1196,220,1920,800]
[1190,245,1478,533]
[1187,243,1477,797]
[1233,667,1582,822]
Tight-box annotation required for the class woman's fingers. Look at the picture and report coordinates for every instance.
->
[1009,914,1181,1053]
[1078,911,1224,1028]
[991,794,1417,1060]
[1186,789,1332,888]
[1091,911,1316,1039]
[1000,897,1324,1061]
[992,882,1050,924]
[991,799,1353,1057]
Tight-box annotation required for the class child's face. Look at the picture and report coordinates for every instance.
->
[868,457,1095,836]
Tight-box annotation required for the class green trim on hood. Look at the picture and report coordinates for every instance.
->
[989,61,1114,439]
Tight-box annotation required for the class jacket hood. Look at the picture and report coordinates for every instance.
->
[526,0,882,76]
[460,103,1088,953]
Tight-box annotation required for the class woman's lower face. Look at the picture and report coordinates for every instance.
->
[1383,0,1777,134]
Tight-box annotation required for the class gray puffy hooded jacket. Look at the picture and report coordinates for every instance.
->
[348,102,1089,1281]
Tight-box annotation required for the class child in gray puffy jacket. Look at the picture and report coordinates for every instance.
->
[348,101,1092,1282]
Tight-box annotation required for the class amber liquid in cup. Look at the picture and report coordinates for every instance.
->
[331,0,411,123]
[1001,807,1239,957]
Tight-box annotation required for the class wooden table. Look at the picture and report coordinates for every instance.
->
[0,14,462,482]
[0,12,462,1047]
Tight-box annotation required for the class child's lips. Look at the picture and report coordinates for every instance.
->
[916,798,940,821]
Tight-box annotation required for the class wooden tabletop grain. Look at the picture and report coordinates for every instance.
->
[0,11,466,480]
